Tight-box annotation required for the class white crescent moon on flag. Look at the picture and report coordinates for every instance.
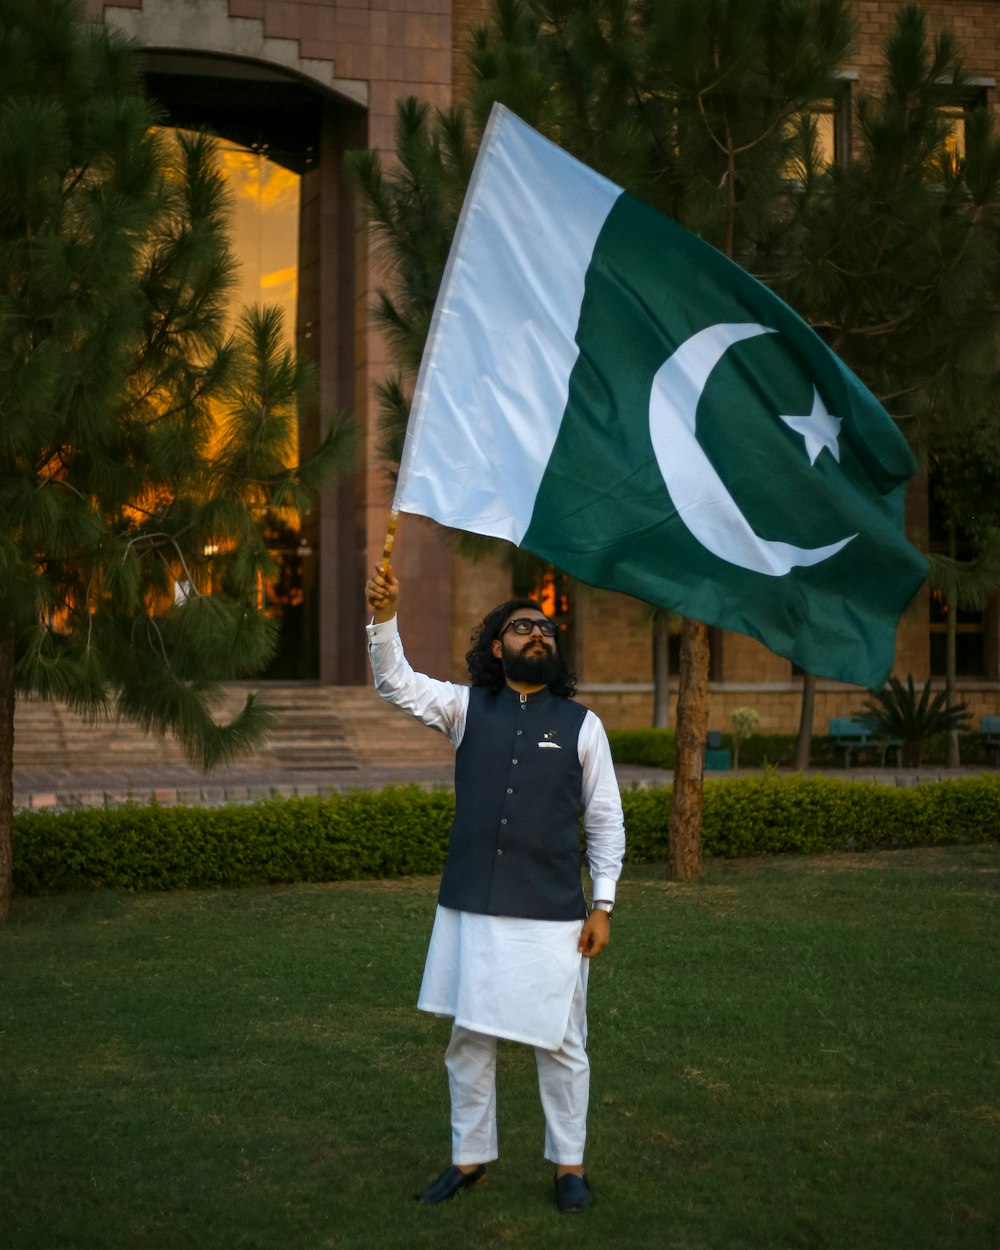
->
[648,322,856,577]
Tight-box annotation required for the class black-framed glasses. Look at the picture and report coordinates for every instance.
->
[498,617,557,639]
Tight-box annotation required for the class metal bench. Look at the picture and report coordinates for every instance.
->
[829,717,902,768]
[981,716,1000,767]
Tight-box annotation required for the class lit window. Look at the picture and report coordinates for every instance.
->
[214,139,300,336]
[159,129,312,678]
[939,87,988,173]
[785,82,853,179]
[514,565,574,659]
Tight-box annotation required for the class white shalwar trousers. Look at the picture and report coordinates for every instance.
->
[444,972,590,1166]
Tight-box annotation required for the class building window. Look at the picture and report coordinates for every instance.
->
[929,590,986,678]
[927,465,987,679]
[785,81,853,178]
[163,129,314,677]
[514,565,575,665]
[214,138,300,338]
[939,85,989,172]
[812,83,853,169]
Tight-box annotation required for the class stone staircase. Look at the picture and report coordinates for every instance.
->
[331,688,455,769]
[13,695,197,769]
[254,688,356,771]
[12,685,454,775]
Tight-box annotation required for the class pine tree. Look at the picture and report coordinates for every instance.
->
[0,0,351,919]
[778,6,1000,767]
[350,0,1000,873]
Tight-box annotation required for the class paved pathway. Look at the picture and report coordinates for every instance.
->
[13,759,988,810]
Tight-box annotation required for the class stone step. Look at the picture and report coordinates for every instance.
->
[330,690,454,767]
[12,685,454,773]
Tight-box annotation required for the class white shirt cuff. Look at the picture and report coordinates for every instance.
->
[591,877,617,904]
[366,615,399,643]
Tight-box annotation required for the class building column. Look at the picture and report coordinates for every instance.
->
[298,100,368,685]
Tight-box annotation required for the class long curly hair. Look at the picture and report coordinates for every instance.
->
[465,598,577,697]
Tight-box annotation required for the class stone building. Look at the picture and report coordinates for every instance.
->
[84,0,1000,731]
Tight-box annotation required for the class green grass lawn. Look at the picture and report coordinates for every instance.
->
[2,846,998,1250]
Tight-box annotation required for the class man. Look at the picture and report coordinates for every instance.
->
[365,565,625,1214]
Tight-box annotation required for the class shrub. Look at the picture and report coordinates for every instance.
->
[608,728,839,768]
[609,727,993,769]
[730,706,760,769]
[621,774,1000,862]
[13,786,457,896]
[606,728,677,768]
[12,776,1000,897]
[855,675,973,766]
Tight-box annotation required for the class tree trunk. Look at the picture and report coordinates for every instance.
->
[668,617,709,880]
[0,624,15,922]
[946,523,960,769]
[652,611,671,729]
[794,671,816,771]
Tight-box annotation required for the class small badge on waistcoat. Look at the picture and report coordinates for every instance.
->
[538,731,561,748]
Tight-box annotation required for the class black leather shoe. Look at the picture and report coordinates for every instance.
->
[554,1171,590,1213]
[415,1164,487,1204]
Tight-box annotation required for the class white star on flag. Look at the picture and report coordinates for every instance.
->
[780,388,842,464]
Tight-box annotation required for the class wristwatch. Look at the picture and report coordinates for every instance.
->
[592,900,614,916]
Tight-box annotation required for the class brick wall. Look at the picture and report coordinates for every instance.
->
[452,0,490,103]
[82,0,1000,714]
[847,1,1000,93]
[582,680,1000,735]
[448,549,513,680]
[575,588,651,685]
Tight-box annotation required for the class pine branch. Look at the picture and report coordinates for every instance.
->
[926,536,1000,613]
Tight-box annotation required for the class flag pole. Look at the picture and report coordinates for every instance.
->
[380,509,399,575]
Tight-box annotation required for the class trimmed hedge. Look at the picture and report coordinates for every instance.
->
[12,776,1000,897]
[13,787,457,896]
[607,727,994,769]
[626,775,1000,861]
[608,728,842,769]
[607,728,678,769]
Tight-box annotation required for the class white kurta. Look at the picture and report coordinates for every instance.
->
[367,616,625,1050]
[418,906,589,1049]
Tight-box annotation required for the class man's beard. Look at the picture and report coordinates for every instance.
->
[502,643,561,687]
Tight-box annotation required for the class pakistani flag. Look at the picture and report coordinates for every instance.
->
[395,104,927,688]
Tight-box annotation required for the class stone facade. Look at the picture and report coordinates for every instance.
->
[84,0,1000,729]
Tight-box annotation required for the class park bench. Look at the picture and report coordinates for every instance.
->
[981,716,1000,767]
[829,717,902,768]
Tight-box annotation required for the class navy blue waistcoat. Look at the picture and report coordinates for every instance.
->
[437,685,589,921]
